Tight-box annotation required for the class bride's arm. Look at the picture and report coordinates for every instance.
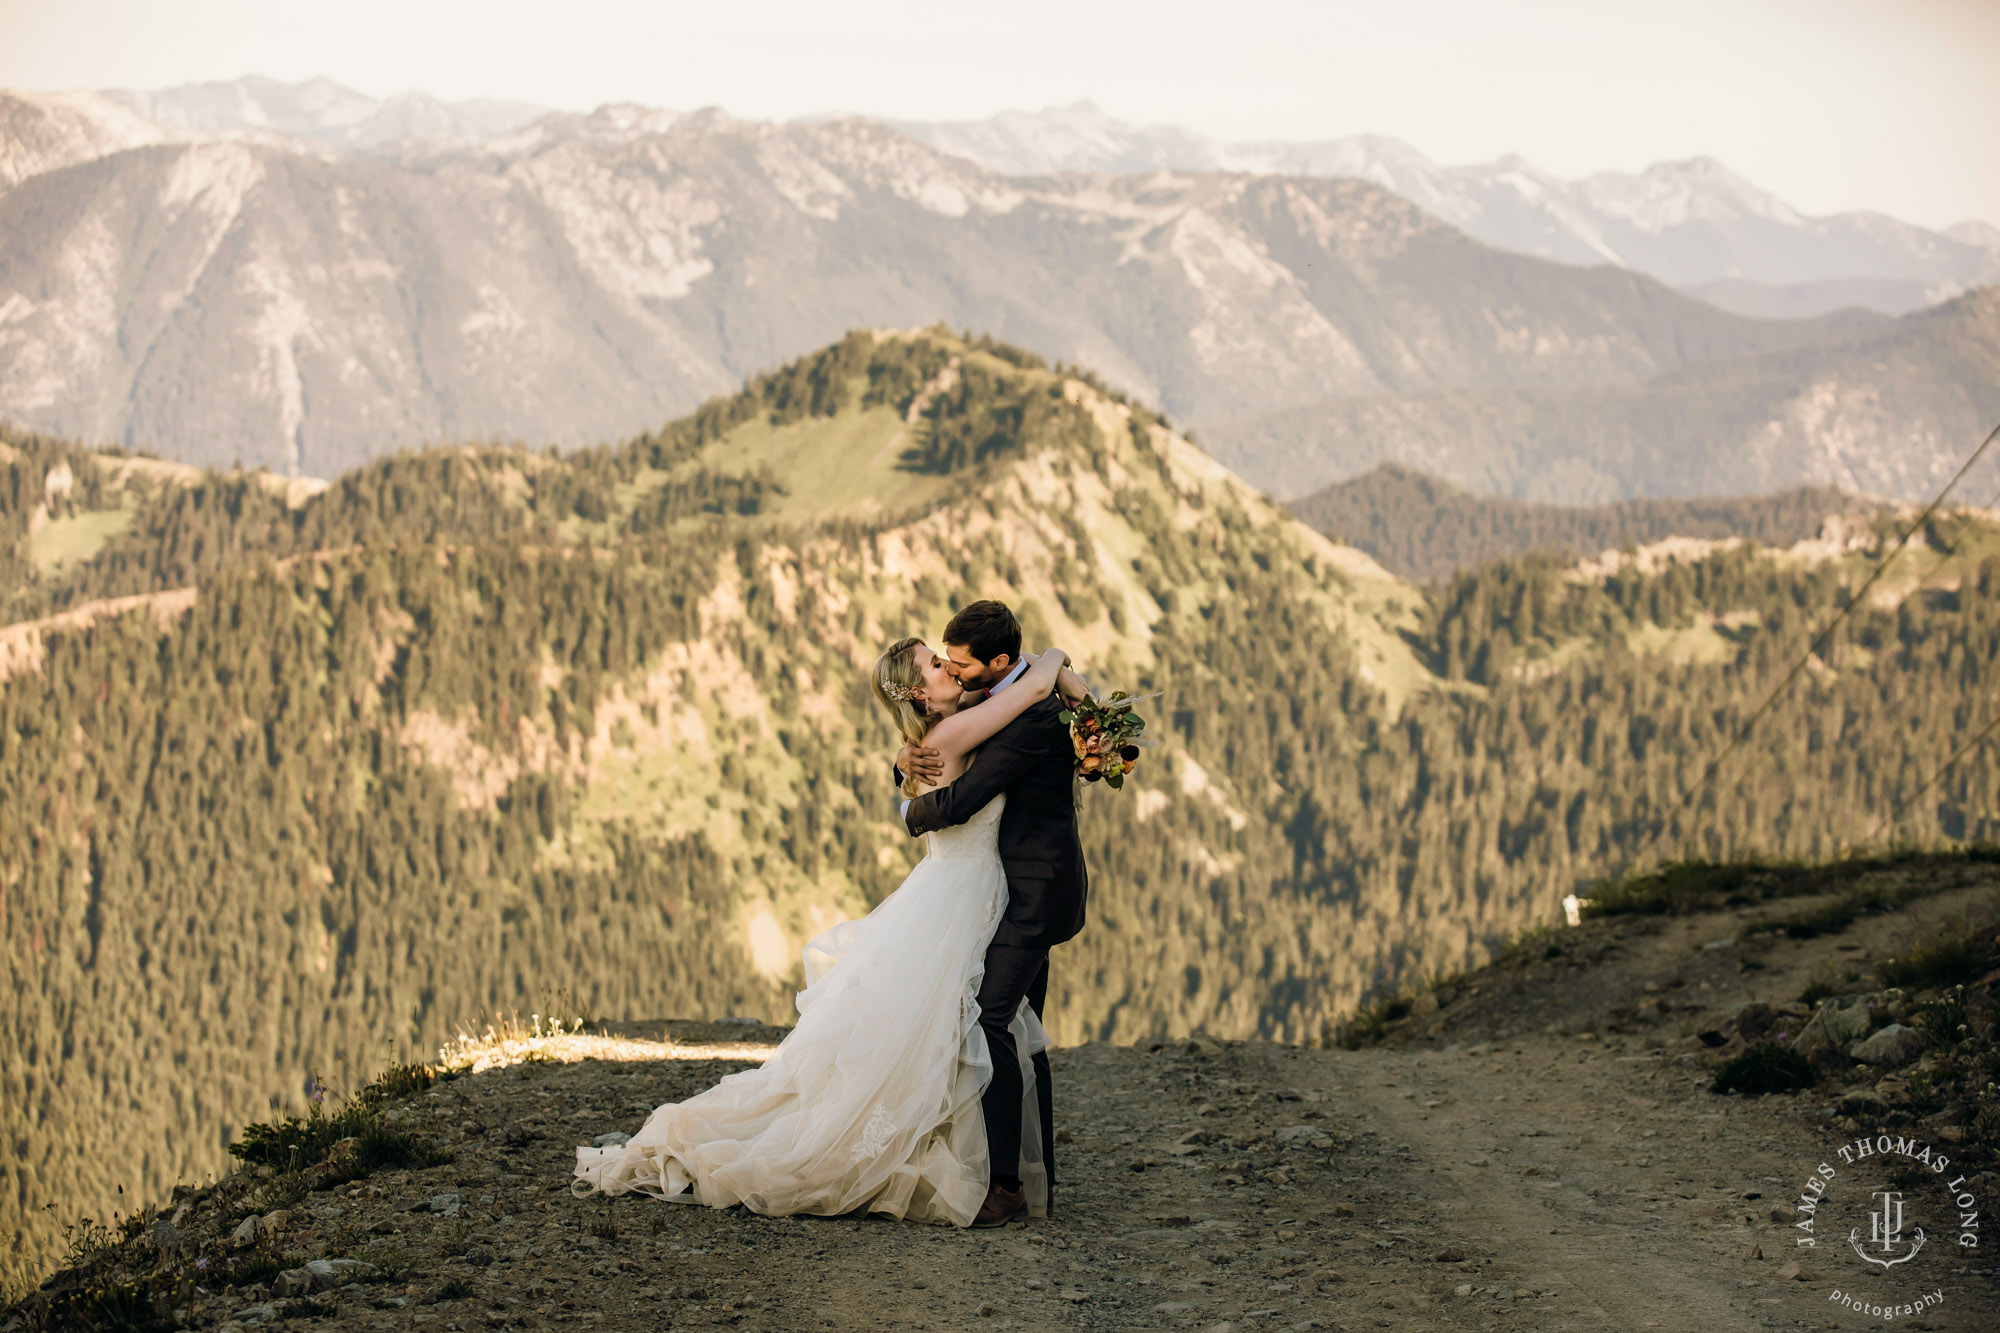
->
[1055,662,1088,706]
[924,650,1066,761]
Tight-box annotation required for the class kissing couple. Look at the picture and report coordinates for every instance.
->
[575,600,1093,1228]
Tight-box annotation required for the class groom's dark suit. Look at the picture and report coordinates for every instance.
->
[903,690,1086,1195]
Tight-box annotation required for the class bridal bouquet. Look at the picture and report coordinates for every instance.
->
[1062,690,1154,789]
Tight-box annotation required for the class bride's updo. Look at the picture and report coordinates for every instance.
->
[873,637,932,796]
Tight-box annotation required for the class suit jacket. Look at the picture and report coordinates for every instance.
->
[903,693,1088,951]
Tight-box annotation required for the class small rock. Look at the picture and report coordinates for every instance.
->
[1331,1202,1354,1216]
[1409,992,1439,1016]
[259,1209,289,1234]
[230,1215,262,1247]
[430,1192,463,1216]
[1454,1283,1474,1296]
[1848,1023,1924,1068]
[304,1257,378,1288]
[1185,1036,1224,1057]
[592,1131,631,1147]
[1153,1301,1198,1315]
[1433,1246,1467,1262]
[976,1303,997,1316]
[1793,995,1872,1055]
[716,1016,760,1026]
[464,1247,494,1267]
[231,1302,281,1326]
[272,1268,314,1298]
[1777,1261,1806,1281]
[1733,1002,1776,1040]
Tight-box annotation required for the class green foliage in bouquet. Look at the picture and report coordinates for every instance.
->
[1061,691,1152,790]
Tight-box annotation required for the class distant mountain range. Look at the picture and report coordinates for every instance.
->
[1,78,1996,502]
[11,79,1993,314]
[893,103,2000,318]
[1288,463,1868,581]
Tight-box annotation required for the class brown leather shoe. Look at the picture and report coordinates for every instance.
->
[970,1182,1028,1229]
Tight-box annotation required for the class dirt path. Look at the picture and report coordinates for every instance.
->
[18,871,1996,1333]
[144,1027,1984,1333]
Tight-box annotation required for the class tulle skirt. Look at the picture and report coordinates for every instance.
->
[572,841,1048,1225]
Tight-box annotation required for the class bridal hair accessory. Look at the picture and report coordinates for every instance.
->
[882,680,919,703]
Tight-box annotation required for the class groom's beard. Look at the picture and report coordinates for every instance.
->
[952,661,1005,691]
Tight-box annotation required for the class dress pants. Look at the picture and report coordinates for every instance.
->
[976,942,1055,1188]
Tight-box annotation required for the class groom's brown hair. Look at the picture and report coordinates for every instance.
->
[942,600,1021,665]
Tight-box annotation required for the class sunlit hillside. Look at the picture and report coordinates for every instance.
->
[3,328,1996,1288]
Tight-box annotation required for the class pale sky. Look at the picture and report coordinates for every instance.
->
[2,0,1995,229]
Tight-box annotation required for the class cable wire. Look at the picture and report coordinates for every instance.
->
[1608,418,2000,881]
[1851,710,2000,852]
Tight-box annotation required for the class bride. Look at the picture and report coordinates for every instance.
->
[573,636,1087,1226]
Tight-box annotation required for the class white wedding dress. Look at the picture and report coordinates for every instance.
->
[572,794,1049,1225]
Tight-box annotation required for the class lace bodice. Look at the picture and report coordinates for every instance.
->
[922,793,1005,861]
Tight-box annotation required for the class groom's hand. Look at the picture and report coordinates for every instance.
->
[897,742,945,785]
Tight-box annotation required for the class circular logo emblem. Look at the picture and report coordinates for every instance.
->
[1788,1132,1981,1319]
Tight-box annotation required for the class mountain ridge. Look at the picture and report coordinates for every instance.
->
[893,101,2000,315]
[1,110,1937,502]
[1287,462,1875,581]
[10,77,1994,319]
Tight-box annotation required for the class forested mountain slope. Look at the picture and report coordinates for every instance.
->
[3,330,1996,1287]
[1289,463,1871,581]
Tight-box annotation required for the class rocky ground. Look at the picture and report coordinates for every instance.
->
[10,860,1998,1333]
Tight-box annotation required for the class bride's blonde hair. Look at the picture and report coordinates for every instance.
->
[873,637,933,798]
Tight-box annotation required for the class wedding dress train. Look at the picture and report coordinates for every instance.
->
[572,795,1048,1225]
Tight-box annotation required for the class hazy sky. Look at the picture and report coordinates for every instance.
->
[3,0,1995,229]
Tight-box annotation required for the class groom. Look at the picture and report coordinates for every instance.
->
[897,599,1088,1228]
